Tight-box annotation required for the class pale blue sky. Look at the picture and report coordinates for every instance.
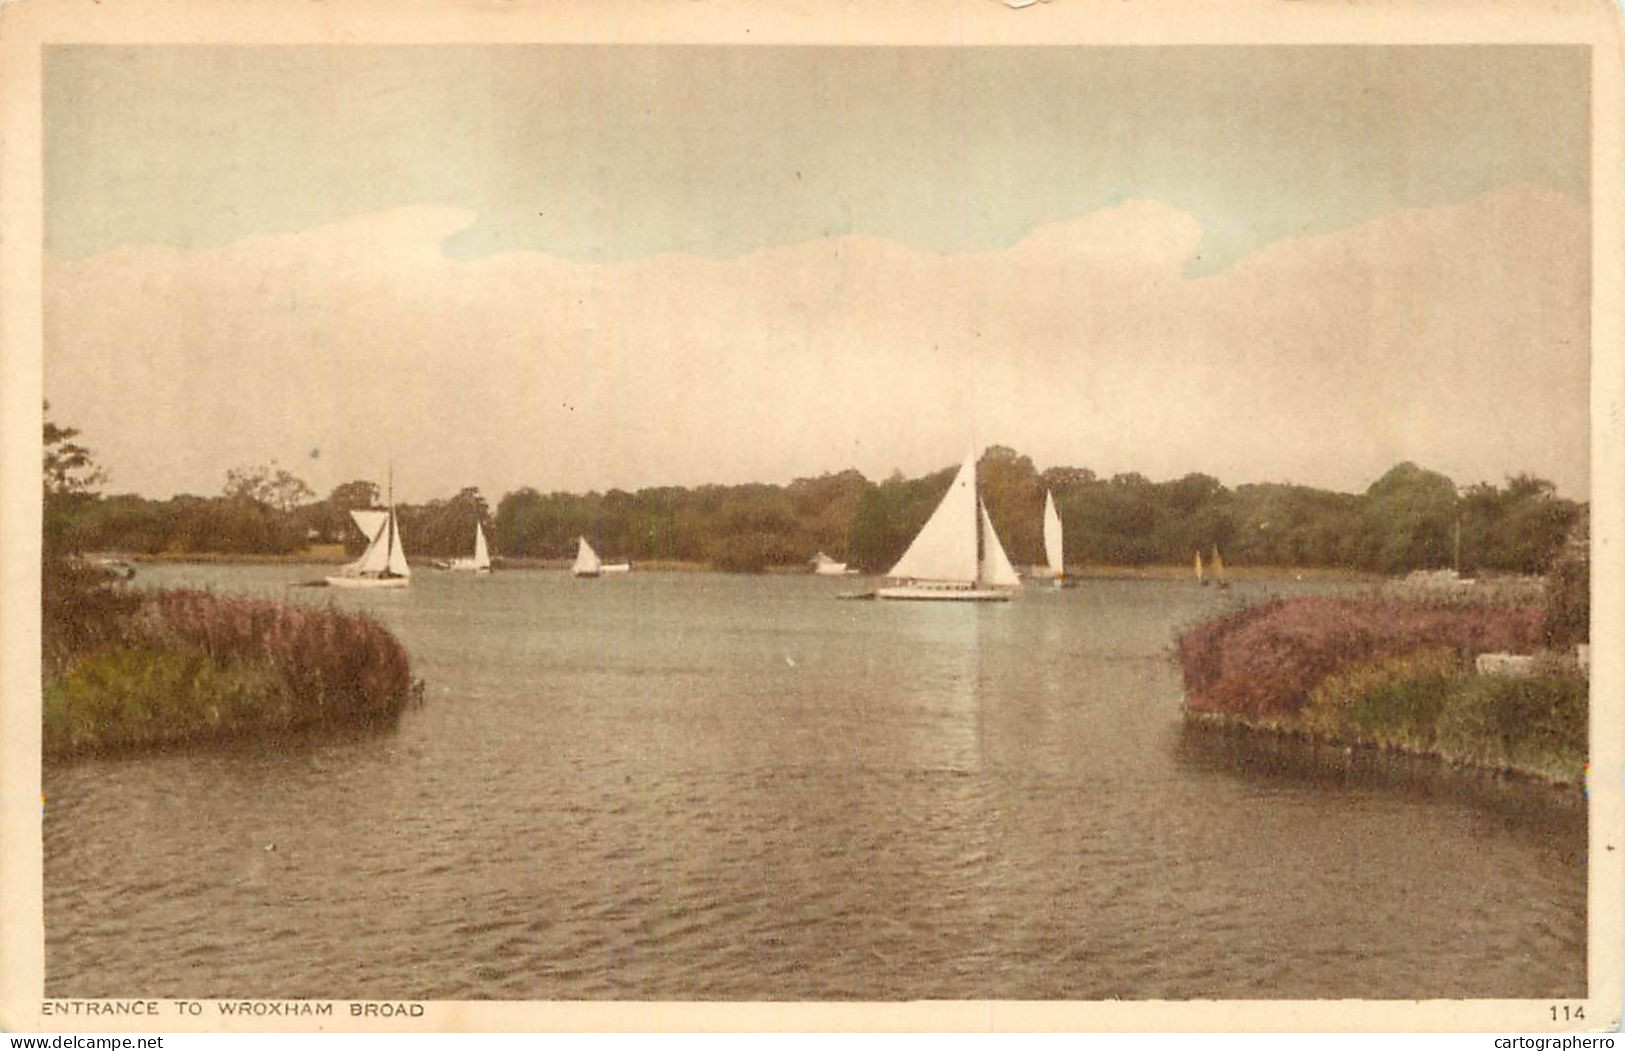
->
[46,46,1588,272]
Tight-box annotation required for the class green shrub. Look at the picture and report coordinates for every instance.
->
[43,645,296,756]
[1302,648,1462,749]
[1544,546,1588,650]
[1436,673,1588,782]
[41,557,142,678]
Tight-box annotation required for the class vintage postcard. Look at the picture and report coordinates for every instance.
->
[1,0,1621,1034]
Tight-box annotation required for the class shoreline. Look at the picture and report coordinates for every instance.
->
[1179,705,1587,803]
[104,552,1374,581]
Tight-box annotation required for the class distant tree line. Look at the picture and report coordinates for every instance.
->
[49,430,1584,576]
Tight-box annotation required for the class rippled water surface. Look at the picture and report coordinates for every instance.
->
[45,567,1586,1000]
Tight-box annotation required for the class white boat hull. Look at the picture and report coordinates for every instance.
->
[876,584,1012,602]
[600,563,631,574]
[325,574,410,589]
[444,560,491,573]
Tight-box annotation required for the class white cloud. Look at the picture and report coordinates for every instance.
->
[46,185,1587,501]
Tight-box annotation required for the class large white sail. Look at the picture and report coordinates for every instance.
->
[573,536,602,575]
[1043,490,1063,575]
[978,501,1022,588]
[473,523,491,569]
[884,452,979,584]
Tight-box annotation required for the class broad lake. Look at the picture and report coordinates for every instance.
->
[44,566,1586,1000]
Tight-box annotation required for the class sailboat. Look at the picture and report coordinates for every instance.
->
[1211,546,1231,589]
[572,536,601,577]
[570,536,633,576]
[1039,489,1076,588]
[875,452,1021,601]
[446,522,492,573]
[1195,550,1207,586]
[327,506,411,589]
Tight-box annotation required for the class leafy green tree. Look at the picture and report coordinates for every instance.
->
[223,462,314,512]
[43,404,112,559]
[847,484,891,571]
[1545,513,1589,648]
[40,409,141,673]
[329,480,382,511]
[44,407,107,498]
[1361,462,1459,573]
[979,446,1043,565]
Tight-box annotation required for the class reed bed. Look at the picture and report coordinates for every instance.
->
[44,588,415,757]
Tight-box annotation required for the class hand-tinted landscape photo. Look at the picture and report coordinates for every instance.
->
[40,44,1591,1003]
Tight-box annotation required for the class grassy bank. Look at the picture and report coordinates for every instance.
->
[1068,563,1373,582]
[1177,596,1585,786]
[44,585,416,758]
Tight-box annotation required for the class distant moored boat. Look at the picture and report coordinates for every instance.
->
[573,537,628,576]
[446,522,493,573]
[811,551,855,575]
[572,536,602,578]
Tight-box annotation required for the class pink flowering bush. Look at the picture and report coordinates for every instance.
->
[1178,596,1544,720]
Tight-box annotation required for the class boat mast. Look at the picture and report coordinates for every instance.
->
[386,464,396,572]
[972,454,984,585]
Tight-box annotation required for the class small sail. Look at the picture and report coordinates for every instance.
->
[1042,490,1063,576]
[385,511,411,577]
[573,536,601,575]
[354,518,392,573]
[885,452,979,583]
[1211,546,1225,580]
[473,522,491,569]
[1194,551,1205,582]
[350,510,388,545]
[978,501,1022,588]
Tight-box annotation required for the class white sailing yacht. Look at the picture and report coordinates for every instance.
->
[327,506,411,589]
[876,452,1021,601]
[446,522,492,573]
[572,536,602,578]
[1040,489,1075,588]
